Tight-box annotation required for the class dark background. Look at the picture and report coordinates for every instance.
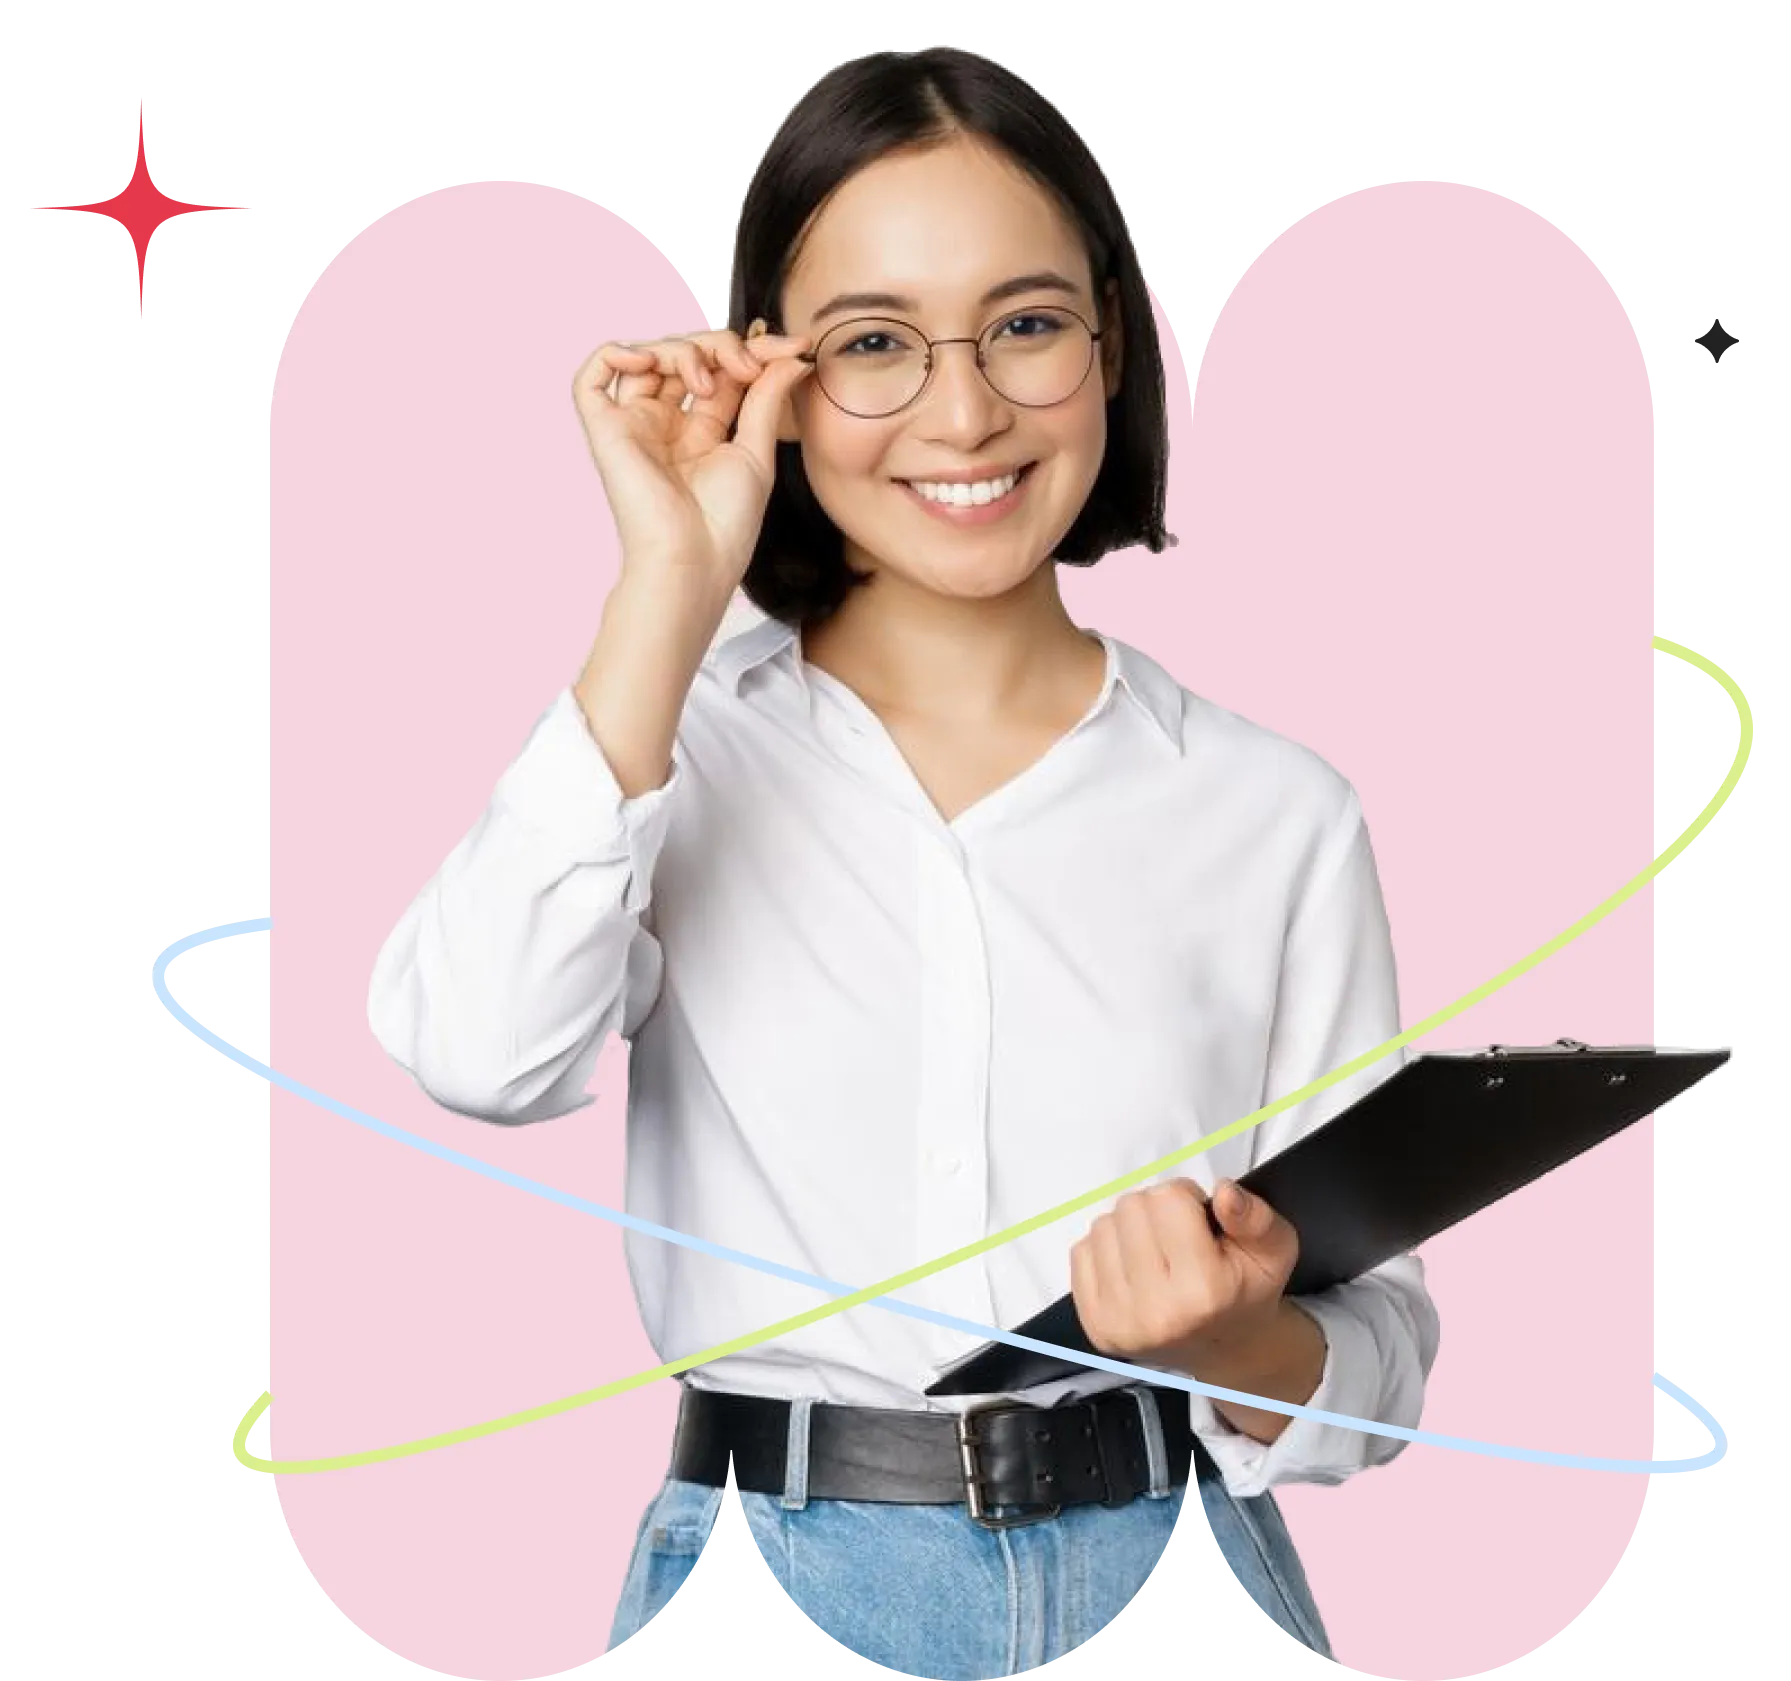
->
[34,46,1755,1675]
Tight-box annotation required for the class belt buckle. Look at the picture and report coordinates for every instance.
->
[954,1403,1063,1530]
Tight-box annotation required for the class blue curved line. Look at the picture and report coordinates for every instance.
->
[158,916,1725,1474]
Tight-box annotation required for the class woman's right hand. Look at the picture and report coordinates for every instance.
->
[571,325,815,597]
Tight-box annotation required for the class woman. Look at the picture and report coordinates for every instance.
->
[367,46,1438,1679]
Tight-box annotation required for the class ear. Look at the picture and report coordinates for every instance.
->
[750,316,805,444]
[1099,278,1124,401]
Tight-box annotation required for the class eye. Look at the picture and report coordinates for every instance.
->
[994,311,1066,341]
[837,329,903,356]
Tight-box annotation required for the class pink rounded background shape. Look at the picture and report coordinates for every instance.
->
[272,180,1650,1678]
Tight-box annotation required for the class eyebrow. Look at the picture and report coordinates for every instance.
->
[806,270,1084,328]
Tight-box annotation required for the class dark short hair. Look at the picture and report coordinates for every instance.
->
[728,47,1177,628]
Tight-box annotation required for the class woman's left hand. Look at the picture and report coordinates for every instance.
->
[1069,1178,1299,1378]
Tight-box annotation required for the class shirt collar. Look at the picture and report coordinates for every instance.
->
[711,613,1185,754]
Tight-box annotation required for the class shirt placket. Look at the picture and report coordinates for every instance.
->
[802,666,1000,1338]
[913,828,998,1328]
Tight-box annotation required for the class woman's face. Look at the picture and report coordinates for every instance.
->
[766,133,1124,605]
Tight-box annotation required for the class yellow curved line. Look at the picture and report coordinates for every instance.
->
[237,634,1747,1474]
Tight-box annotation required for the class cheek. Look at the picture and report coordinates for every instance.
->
[1071,386,1111,458]
[795,402,897,489]
[1044,398,1110,497]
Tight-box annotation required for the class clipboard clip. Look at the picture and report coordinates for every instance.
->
[1477,1038,1594,1058]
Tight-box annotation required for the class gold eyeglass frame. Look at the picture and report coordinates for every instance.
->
[791,304,1106,419]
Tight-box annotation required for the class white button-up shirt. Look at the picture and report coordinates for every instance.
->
[367,608,1438,1496]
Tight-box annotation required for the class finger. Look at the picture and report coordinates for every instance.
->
[667,327,779,386]
[1069,1233,1105,1333]
[1170,1175,1228,1242]
[606,337,696,405]
[1212,1179,1276,1244]
[576,343,656,408]
[608,343,676,402]
[615,359,668,405]
[661,329,760,385]
[715,333,763,384]
[627,344,694,409]
[1112,1191,1171,1299]
[675,339,714,399]
[583,341,657,374]
[1144,1180,1216,1286]
[743,330,812,360]
[669,378,746,460]
[1090,1210,1143,1335]
[675,346,755,445]
[1087,1214,1129,1323]
[612,375,651,407]
[1212,1178,1246,1230]
[682,334,768,401]
[731,353,814,478]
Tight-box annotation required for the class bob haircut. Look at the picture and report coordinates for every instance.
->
[728,46,1177,629]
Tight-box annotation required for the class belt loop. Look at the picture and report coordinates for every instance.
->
[670,1378,690,1467]
[1129,1385,1172,1499]
[780,1397,815,1511]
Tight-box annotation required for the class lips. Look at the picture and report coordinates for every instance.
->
[894,461,1037,496]
[894,461,1038,525]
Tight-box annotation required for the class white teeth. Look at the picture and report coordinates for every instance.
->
[906,470,1021,505]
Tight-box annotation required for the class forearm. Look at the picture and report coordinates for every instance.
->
[1182,1299,1328,1445]
[575,570,731,798]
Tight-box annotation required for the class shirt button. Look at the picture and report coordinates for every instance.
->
[930,1150,963,1177]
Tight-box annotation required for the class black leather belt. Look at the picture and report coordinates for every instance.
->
[670,1381,1197,1529]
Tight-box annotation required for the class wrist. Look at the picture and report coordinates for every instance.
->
[1181,1299,1320,1394]
[605,567,734,650]
[1184,1300,1328,1448]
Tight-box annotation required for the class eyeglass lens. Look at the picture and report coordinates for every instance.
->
[811,307,1096,417]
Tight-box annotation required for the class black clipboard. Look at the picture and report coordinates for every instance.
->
[925,1039,1728,1397]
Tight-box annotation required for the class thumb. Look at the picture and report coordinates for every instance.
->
[1214,1179,1277,1244]
[732,355,813,481]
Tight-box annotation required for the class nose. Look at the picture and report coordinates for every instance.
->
[913,339,1010,446]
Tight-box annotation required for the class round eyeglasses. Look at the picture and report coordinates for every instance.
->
[794,305,1104,419]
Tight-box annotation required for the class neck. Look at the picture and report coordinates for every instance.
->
[799,561,1099,725]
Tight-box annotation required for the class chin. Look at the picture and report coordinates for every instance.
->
[915,552,1045,600]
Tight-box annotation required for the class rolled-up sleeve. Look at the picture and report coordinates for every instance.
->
[366,686,681,1126]
[1187,786,1440,1496]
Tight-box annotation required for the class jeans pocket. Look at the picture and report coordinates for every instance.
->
[609,1479,724,1650]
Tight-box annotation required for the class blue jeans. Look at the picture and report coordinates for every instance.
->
[607,1416,1332,1676]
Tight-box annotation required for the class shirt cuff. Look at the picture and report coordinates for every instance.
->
[1184,1293,1383,1498]
[490,686,683,911]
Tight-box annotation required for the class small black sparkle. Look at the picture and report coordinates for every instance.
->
[1696,319,1739,362]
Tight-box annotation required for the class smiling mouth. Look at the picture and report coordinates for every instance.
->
[894,461,1039,505]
